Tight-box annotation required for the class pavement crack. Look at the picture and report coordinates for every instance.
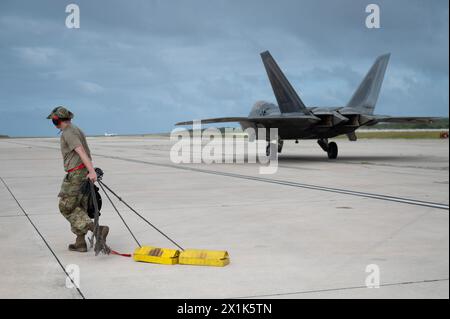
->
[231,278,450,299]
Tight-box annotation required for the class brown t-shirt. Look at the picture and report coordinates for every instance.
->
[60,124,91,172]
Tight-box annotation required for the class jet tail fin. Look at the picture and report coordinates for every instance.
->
[261,51,311,115]
[346,53,390,115]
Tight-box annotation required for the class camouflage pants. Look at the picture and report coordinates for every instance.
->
[58,168,92,236]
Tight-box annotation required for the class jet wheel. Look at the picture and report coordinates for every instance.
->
[327,142,338,159]
[278,140,284,153]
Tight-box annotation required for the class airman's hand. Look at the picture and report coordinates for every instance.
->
[87,170,97,183]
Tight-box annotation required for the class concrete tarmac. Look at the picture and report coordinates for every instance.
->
[0,136,448,298]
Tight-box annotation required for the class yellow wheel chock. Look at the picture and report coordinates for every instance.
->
[133,246,179,265]
[133,246,230,267]
[179,249,230,267]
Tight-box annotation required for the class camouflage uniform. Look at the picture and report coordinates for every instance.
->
[47,107,93,236]
[58,168,92,236]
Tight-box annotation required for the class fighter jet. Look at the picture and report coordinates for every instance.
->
[176,51,440,159]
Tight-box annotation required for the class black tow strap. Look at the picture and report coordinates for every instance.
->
[98,180,185,251]
[97,181,141,247]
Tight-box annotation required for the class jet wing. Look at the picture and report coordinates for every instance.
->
[374,116,443,124]
[248,115,320,126]
[176,117,250,125]
[176,115,320,126]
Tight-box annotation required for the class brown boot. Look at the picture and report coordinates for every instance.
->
[68,235,88,252]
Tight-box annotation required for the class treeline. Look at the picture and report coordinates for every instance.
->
[372,118,449,129]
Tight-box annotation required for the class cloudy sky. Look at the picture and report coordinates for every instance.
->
[0,0,448,137]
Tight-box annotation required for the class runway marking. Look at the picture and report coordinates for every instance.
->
[0,177,85,299]
[95,154,449,211]
[3,140,449,211]
[230,278,450,299]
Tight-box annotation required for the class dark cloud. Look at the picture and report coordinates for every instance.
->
[0,0,448,136]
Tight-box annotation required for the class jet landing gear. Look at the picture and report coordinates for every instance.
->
[317,138,338,159]
[278,139,284,153]
[265,138,283,156]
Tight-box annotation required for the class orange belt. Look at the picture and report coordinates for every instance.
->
[67,163,86,173]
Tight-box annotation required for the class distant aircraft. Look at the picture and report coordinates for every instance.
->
[176,51,440,159]
[104,132,117,137]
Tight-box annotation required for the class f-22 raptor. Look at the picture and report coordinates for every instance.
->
[176,51,439,159]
